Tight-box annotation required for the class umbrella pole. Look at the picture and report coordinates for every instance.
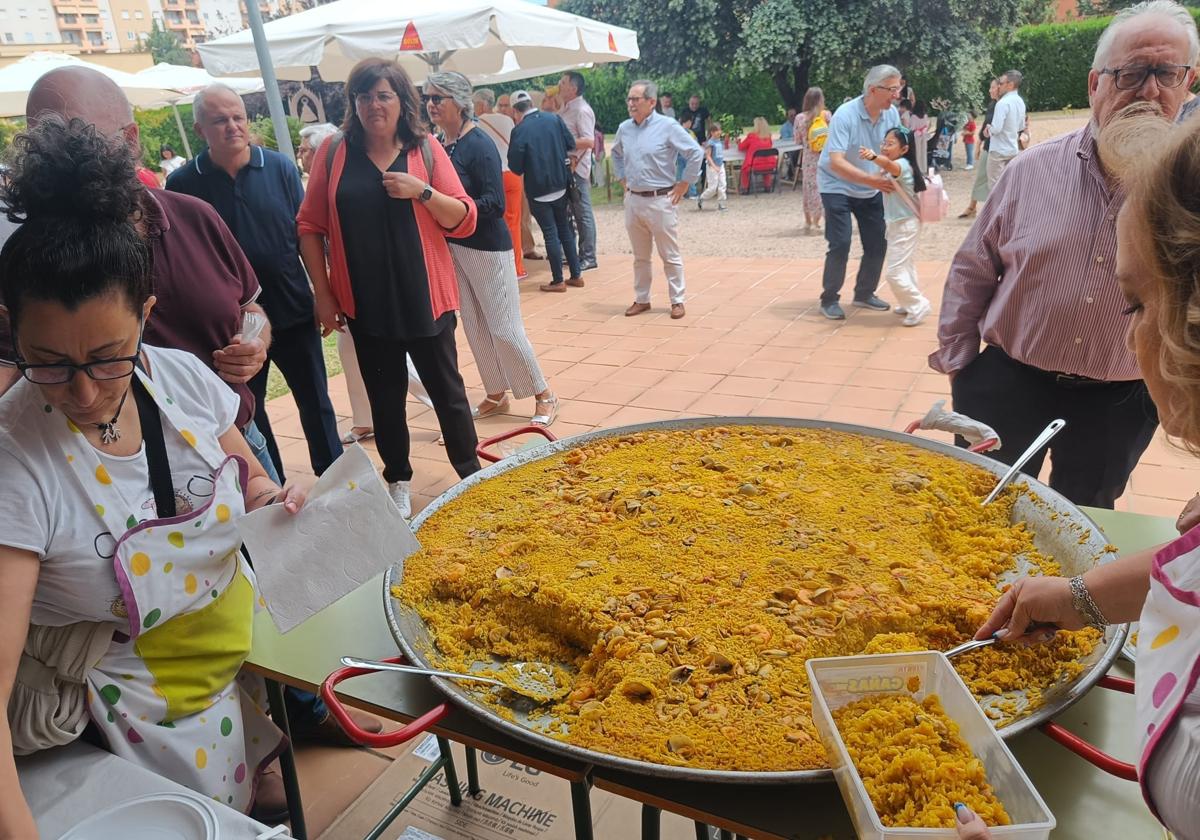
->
[171,103,193,159]
[244,0,294,160]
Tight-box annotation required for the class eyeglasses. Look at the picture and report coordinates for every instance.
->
[421,94,450,106]
[874,84,902,93]
[354,91,398,106]
[626,96,649,103]
[17,326,143,385]
[1100,64,1191,91]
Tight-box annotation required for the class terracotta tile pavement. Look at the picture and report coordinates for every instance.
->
[267,254,1196,529]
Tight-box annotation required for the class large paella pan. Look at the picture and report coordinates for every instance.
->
[379,418,1127,783]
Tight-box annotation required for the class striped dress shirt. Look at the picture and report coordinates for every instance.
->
[930,125,1138,382]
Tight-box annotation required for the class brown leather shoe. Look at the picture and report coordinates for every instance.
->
[625,301,651,317]
[293,707,384,747]
[250,764,289,823]
[540,282,567,293]
[565,276,585,287]
[670,303,686,319]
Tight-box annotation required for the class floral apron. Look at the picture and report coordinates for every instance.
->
[55,368,283,812]
[1136,527,1200,823]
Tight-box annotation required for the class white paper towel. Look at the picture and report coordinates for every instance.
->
[237,444,420,633]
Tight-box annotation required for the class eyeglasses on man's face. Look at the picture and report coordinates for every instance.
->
[355,91,399,107]
[1100,63,1191,91]
[626,95,650,103]
[873,84,902,94]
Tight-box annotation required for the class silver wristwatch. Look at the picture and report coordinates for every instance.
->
[1068,575,1108,630]
[418,183,433,202]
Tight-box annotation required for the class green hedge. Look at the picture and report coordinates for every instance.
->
[992,7,1200,111]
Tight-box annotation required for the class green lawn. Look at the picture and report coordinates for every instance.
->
[265,332,343,401]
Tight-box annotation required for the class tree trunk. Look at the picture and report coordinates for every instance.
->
[771,59,810,110]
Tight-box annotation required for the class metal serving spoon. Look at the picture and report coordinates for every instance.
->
[340,656,571,703]
[981,418,1066,506]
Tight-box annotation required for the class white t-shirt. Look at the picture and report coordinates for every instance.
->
[477,113,515,173]
[160,155,187,176]
[0,345,239,627]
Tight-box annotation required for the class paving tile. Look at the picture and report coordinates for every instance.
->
[750,399,827,419]
[731,359,795,380]
[555,398,621,426]
[770,380,841,404]
[629,388,703,412]
[685,393,762,416]
[657,370,726,392]
[603,365,669,387]
[574,381,648,406]
[822,405,897,428]
[712,375,779,399]
[559,362,619,383]
[602,405,679,428]
[791,364,856,386]
[585,348,645,367]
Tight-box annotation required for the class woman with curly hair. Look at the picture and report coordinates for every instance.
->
[0,117,312,833]
[298,58,481,518]
[958,106,1200,840]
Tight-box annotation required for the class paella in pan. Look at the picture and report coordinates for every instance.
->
[389,421,1122,778]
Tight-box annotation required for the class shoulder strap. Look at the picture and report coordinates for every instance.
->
[892,174,922,219]
[324,132,345,179]
[421,136,434,182]
[131,371,176,519]
[478,117,509,149]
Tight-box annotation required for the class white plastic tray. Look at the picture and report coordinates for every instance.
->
[57,791,219,840]
[807,651,1055,840]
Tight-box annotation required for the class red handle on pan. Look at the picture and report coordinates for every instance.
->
[902,420,998,454]
[1038,674,1138,781]
[320,655,451,748]
[476,425,558,463]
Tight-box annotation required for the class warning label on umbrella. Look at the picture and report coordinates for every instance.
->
[607,32,617,51]
[400,21,423,51]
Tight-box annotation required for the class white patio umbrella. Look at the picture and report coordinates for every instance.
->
[134,63,267,158]
[0,51,179,118]
[196,0,639,83]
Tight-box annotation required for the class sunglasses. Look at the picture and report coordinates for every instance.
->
[422,94,450,106]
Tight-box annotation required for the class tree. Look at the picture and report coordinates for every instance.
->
[561,0,1038,110]
[146,20,190,66]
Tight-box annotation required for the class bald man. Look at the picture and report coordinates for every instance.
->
[0,66,280,479]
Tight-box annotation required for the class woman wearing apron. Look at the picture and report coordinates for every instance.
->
[956,110,1200,838]
[0,117,311,835]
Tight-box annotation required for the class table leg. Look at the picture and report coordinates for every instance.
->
[569,777,595,840]
[465,746,482,797]
[694,823,711,840]
[437,736,464,807]
[641,803,661,840]
[265,679,308,840]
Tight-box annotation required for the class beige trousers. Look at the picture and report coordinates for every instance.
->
[624,193,686,305]
[985,152,1015,195]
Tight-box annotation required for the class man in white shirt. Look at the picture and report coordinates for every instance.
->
[558,71,598,271]
[985,69,1027,193]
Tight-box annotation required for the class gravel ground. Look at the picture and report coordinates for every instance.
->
[590,112,1090,263]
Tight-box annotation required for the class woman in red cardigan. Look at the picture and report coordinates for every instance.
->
[737,117,776,194]
[298,58,480,518]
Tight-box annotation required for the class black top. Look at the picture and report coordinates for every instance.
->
[336,140,449,341]
[508,110,576,199]
[981,100,998,153]
[166,146,313,331]
[445,126,511,252]
[679,105,710,142]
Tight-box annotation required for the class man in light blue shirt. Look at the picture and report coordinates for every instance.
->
[816,65,902,320]
[611,79,703,319]
[985,69,1027,192]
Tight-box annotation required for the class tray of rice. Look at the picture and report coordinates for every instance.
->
[808,651,1054,839]
[383,418,1128,783]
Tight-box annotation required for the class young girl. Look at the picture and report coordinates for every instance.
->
[859,127,931,326]
[697,122,727,211]
[962,111,977,170]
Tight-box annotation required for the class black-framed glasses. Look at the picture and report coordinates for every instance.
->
[354,91,398,106]
[626,96,649,103]
[1100,64,1191,90]
[16,324,143,385]
[421,94,449,106]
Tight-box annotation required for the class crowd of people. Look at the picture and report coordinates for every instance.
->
[4,0,1200,836]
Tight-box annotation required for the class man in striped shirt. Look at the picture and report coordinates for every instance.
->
[931,0,1198,508]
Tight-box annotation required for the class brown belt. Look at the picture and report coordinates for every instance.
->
[628,187,673,197]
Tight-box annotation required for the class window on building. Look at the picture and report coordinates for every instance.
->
[87,31,102,45]
[84,14,97,23]
[4,32,13,42]
[23,31,32,41]
[38,7,46,16]
[61,13,75,23]
[120,9,128,17]
[126,29,133,39]
[133,9,143,18]
[16,7,26,18]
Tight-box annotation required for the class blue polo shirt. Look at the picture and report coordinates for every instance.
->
[166,146,313,331]
[816,96,901,199]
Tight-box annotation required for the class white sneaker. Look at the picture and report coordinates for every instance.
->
[388,480,412,518]
[893,306,908,315]
[902,300,932,327]
[965,165,974,171]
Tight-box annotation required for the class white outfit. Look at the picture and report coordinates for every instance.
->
[449,242,547,399]
[477,113,515,173]
[881,158,930,321]
[625,193,686,305]
[335,330,373,428]
[160,156,186,177]
[699,158,727,204]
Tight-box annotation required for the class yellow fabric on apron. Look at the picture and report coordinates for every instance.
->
[56,368,282,812]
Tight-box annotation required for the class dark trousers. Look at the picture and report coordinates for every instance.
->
[530,194,580,285]
[348,315,480,483]
[248,322,344,480]
[819,192,887,305]
[952,346,1159,509]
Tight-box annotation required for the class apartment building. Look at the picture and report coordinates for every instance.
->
[99,0,151,52]
[0,1,61,46]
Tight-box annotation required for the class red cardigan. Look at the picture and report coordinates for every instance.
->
[296,135,477,321]
[738,133,776,171]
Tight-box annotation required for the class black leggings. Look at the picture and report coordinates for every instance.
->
[348,315,480,483]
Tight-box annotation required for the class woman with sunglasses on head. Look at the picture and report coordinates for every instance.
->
[0,117,312,834]
[298,58,481,519]
[859,126,932,325]
[423,71,559,428]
